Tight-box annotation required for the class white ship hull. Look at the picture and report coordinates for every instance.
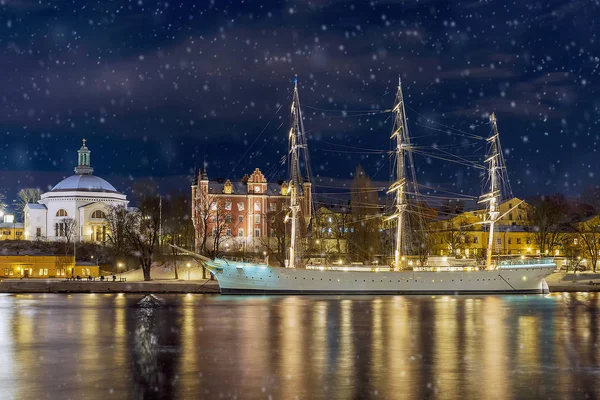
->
[205,259,555,295]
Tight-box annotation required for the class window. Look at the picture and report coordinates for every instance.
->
[56,209,68,217]
[517,238,521,244]
[574,238,578,245]
[38,268,48,276]
[238,216,243,223]
[254,202,261,211]
[91,210,106,218]
[473,237,478,244]
[238,228,244,237]
[16,232,22,236]
[254,228,260,237]
[36,227,41,237]
[3,268,8,276]
[269,203,276,212]
[210,202,217,211]
[225,215,231,223]
[555,249,560,256]
[226,229,231,236]
[526,238,531,244]
[225,201,232,211]
[237,202,245,211]
[255,215,260,224]
[508,238,512,245]
[508,213,513,220]
[270,229,276,237]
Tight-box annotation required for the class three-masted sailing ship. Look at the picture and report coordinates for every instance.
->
[185,79,555,294]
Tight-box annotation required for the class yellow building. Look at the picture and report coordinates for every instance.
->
[0,222,25,240]
[0,254,99,278]
[430,198,541,258]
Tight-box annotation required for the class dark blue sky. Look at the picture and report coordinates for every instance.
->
[1,0,598,206]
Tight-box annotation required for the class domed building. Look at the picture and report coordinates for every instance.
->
[24,140,128,242]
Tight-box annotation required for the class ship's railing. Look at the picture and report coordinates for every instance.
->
[498,258,555,267]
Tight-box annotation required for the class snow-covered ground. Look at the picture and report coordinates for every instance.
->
[120,263,211,282]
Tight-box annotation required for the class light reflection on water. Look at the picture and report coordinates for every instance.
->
[0,293,598,400]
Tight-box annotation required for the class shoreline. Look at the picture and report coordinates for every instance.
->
[0,279,220,294]
[0,279,599,294]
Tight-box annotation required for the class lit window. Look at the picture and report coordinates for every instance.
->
[238,216,243,223]
[497,238,501,245]
[517,238,521,244]
[237,202,245,211]
[91,210,106,218]
[56,209,68,217]
[473,237,478,244]
[254,228,260,237]
[225,201,232,211]
[226,229,231,236]
[269,203,276,212]
[225,215,231,223]
[254,202,261,211]
[238,228,244,237]
[255,215,260,224]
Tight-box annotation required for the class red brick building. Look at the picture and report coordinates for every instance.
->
[191,168,311,254]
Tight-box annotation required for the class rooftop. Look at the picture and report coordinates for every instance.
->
[50,174,119,194]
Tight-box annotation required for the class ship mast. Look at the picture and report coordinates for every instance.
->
[388,79,410,269]
[286,79,303,269]
[480,113,502,270]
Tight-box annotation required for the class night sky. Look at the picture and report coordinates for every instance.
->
[1,0,599,208]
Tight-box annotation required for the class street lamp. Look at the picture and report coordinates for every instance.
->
[187,262,191,280]
[118,262,124,280]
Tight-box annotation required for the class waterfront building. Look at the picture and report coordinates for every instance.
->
[191,168,311,254]
[0,253,99,278]
[23,140,128,243]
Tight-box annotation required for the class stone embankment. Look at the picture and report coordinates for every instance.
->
[0,279,220,294]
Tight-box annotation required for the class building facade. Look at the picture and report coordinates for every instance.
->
[0,214,24,240]
[0,254,99,278]
[191,168,311,254]
[23,140,128,243]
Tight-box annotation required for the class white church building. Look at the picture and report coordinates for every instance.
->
[24,139,128,242]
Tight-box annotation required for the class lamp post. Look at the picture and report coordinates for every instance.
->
[118,262,124,280]
[186,262,191,280]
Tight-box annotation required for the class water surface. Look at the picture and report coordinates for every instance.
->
[0,293,598,400]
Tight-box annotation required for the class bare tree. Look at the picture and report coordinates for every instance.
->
[0,190,6,214]
[576,220,600,272]
[62,218,78,248]
[125,196,161,281]
[13,188,42,219]
[261,210,288,267]
[349,165,382,262]
[526,194,569,255]
[105,204,132,269]
[194,192,213,254]
[163,195,195,279]
[562,235,585,274]
[438,217,473,257]
[206,199,231,258]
